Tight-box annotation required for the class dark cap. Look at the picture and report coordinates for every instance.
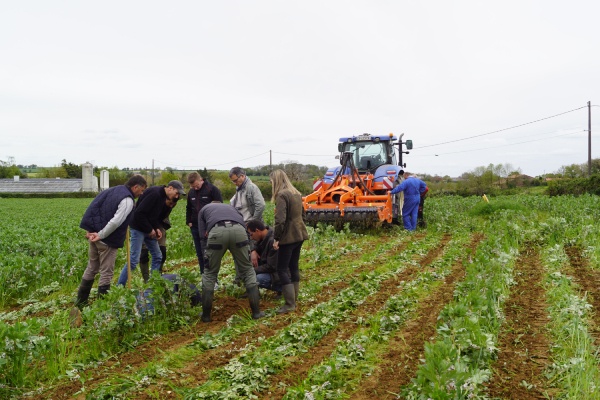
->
[168,180,186,196]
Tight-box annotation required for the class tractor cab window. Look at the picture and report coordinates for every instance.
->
[342,141,388,170]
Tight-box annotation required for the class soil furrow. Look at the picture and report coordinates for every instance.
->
[257,233,455,400]
[134,234,421,399]
[43,232,417,400]
[485,245,552,399]
[349,233,482,399]
[565,245,600,341]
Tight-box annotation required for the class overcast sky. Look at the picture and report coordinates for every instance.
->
[1,1,598,177]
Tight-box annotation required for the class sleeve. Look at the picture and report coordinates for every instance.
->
[266,238,278,273]
[273,195,288,241]
[186,194,193,225]
[97,197,134,239]
[198,209,208,238]
[390,180,406,195]
[212,186,223,203]
[251,185,265,221]
[134,192,160,234]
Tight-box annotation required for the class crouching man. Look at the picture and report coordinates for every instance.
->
[198,202,265,322]
[247,219,283,297]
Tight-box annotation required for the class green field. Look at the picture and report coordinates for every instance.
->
[1,195,600,399]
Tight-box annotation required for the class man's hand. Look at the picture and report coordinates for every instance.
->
[155,229,163,240]
[87,232,101,242]
[251,250,260,268]
[273,240,279,250]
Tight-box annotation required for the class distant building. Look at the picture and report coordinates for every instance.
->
[0,177,98,193]
[0,163,101,193]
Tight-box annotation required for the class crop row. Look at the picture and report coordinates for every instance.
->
[2,194,600,399]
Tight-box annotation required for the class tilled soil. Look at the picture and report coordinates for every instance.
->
[485,245,553,399]
[565,245,600,342]
[33,232,409,400]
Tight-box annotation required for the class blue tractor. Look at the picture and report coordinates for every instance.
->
[303,133,412,228]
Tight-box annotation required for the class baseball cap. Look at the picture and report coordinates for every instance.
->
[168,180,186,196]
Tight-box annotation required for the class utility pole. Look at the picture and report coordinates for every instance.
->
[270,150,272,172]
[152,159,155,185]
[588,101,592,176]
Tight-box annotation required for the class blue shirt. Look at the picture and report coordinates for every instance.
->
[390,176,427,197]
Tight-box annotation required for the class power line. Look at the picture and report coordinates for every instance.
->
[424,129,585,157]
[153,151,270,170]
[419,105,588,149]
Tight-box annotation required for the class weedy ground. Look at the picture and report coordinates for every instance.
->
[1,194,600,399]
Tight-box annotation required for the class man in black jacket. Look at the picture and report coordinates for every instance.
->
[247,219,282,296]
[139,196,178,282]
[117,180,185,286]
[186,172,222,274]
[75,174,147,308]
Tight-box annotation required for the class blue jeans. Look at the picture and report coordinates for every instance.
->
[190,226,206,274]
[117,228,162,286]
[256,273,281,293]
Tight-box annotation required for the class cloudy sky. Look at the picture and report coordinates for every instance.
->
[1,1,598,177]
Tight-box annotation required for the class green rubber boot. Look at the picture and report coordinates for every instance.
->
[247,285,265,319]
[201,289,214,322]
[277,284,296,314]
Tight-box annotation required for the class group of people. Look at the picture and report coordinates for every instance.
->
[73,166,426,324]
[73,167,309,323]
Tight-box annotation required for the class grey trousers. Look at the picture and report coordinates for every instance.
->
[82,241,119,287]
[202,223,258,293]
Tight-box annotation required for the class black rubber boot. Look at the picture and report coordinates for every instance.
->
[97,284,110,298]
[139,261,150,283]
[277,284,296,314]
[246,285,265,319]
[159,245,167,273]
[293,281,299,303]
[140,247,150,282]
[201,289,214,322]
[75,278,95,309]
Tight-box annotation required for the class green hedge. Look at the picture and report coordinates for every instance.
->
[547,175,600,196]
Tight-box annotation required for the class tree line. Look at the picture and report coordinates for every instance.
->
[5,158,600,197]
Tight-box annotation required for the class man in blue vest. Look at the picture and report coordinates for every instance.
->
[116,180,186,286]
[75,174,147,308]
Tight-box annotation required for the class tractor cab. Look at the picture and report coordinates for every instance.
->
[338,133,397,172]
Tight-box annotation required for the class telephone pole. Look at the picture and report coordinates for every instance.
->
[588,101,592,176]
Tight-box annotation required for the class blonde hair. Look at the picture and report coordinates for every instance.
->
[270,169,301,201]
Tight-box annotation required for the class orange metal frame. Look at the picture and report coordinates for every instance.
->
[302,173,394,223]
